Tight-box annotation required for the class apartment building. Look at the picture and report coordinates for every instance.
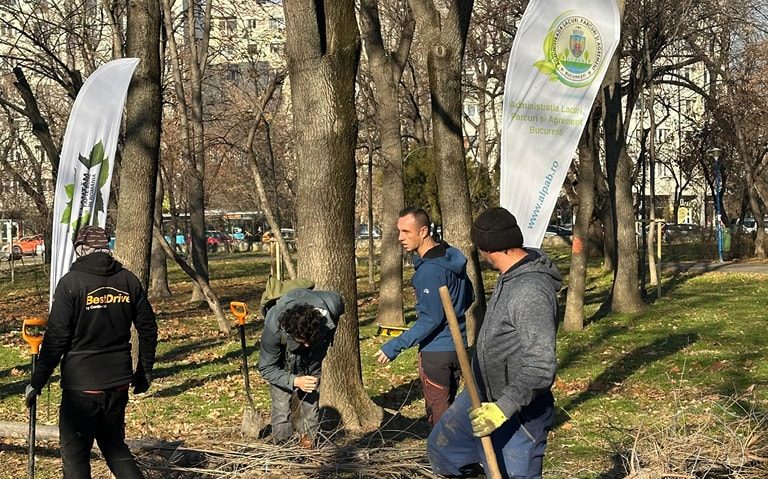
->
[627,50,710,226]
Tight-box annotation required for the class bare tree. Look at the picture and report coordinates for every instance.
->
[161,0,230,332]
[283,0,381,429]
[0,1,119,256]
[359,0,415,327]
[409,0,486,343]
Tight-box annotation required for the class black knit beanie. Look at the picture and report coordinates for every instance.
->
[471,207,524,252]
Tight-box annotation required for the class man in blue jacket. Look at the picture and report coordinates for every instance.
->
[257,277,344,447]
[375,207,473,426]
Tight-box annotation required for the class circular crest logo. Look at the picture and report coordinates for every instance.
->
[534,12,604,88]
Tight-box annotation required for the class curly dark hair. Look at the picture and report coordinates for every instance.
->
[278,303,326,346]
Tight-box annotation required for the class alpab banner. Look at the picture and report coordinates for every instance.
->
[500,0,620,247]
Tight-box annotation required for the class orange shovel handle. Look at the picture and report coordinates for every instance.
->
[22,317,47,355]
[230,301,248,326]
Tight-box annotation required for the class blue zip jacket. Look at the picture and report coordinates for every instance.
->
[380,244,473,359]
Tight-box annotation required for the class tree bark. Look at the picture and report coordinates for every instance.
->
[283,0,381,430]
[595,163,615,272]
[564,111,599,332]
[150,171,172,297]
[409,0,485,344]
[359,0,414,327]
[116,0,162,289]
[603,54,645,314]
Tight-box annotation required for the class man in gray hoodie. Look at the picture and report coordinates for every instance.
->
[427,207,562,478]
[257,278,344,447]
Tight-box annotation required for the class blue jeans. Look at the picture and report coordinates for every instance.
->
[269,385,320,442]
[427,388,554,478]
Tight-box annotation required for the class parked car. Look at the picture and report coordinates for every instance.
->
[2,235,41,260]
[357,224,381,240]
[661,223,702,242]
[205,231,235,252]
[730,216,768,234]
[1,234,44,259]
[545,225,572,237]
[741,217,757,234]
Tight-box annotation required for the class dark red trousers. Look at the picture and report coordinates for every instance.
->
[418,351,461,426]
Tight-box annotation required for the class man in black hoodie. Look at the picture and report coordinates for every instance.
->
[25,226,158,479]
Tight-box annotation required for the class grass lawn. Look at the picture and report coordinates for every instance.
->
[0,247,766,478]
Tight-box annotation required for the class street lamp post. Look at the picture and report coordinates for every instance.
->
[707,147,723,262]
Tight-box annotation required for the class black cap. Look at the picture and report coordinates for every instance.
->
[471,207,524,252]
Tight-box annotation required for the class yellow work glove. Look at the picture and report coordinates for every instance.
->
[469,402,507,437]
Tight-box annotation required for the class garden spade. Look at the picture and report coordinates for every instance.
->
[22,317,46,479]
[230,301,261,437]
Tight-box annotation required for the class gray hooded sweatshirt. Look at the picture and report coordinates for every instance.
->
[473,248,562,418]
[257,288,344,393]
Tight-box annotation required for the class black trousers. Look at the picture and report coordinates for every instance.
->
[59,388,143,479]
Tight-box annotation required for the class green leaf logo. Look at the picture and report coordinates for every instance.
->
[532,13,605,89]
[59,140,110,230]
[533,60,556,76]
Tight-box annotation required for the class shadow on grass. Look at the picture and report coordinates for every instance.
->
[150,337,262,398]
[595,454,627,479]
[555,333,698,429]
[371,378,423,412]
[155,336,230,363]
[0,377,27,400]
[150,369,237,399]
[314,407,432,477]
[557,323,630,373]
[0,441,61,459]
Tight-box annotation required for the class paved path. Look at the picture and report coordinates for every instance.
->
[662,261,768,274]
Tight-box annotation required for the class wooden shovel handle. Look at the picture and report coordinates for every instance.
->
[439,286,502,479]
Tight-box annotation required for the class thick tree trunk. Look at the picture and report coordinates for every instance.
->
[284,0,381,430]
[564,112,599,332]
[150,171,172,297]
[116,0,161,283]
[117,0,162,370]
[410,0,485,345]
[359,0,414,327]
[603,55,645,314]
